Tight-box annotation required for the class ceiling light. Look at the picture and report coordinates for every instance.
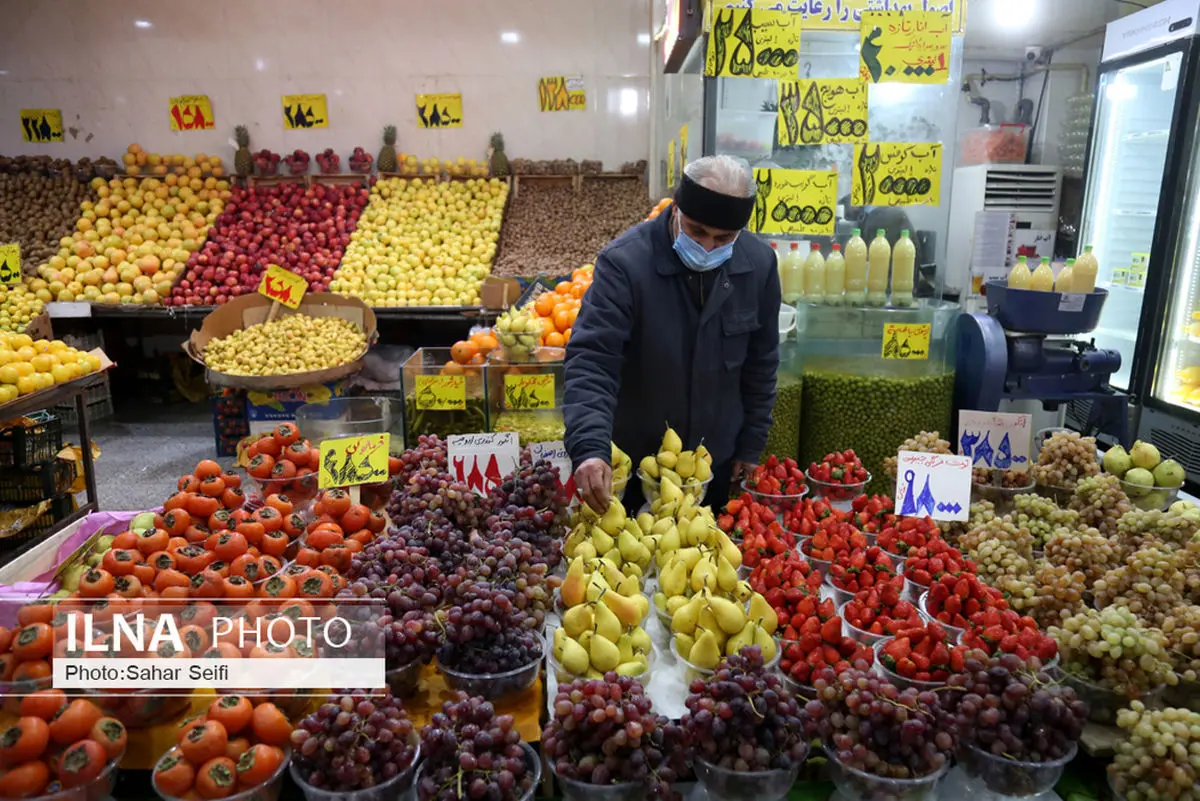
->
[134,19,152,28]
[993,0,1034,29]
[501,31,520,44]
[619,88,639,117]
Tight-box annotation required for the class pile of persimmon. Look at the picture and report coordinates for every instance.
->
[0,602,60,694]
[153,694,291,800]
[0,691,125,797]
[241,424,320,501]
[294,489,386,572]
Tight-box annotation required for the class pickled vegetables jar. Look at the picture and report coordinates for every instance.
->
[764,338,803,461]
[487,347,566,446]
[795,301,959,493]
[401,348,489,441]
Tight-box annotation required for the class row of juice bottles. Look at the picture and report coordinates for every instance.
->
[775,228,916,307]
[1006,245,1099,293]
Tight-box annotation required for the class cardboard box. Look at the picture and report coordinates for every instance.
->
[245,381,347,435]
[183,293,377,390]
[480,276,522,310]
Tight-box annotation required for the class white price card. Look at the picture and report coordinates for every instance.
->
[957,410,1033,470]
[448,432,520,496]
[1058,293,1086,312]
[894,451,972,522]
[529,440,575,498]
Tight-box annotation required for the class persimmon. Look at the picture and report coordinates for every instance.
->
[194,460,222,480]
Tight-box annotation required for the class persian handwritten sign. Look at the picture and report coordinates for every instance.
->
[882,323,931,360]
[258,265,307,309]
[20,110,63,143]
[0,244,20,285]
[169,95,215,131]
[706,8,801,79]
[860,11,952,84]
[416,94,463,129]
[713,1,966,35]
[414,375,467,411]
[895,451,972,522]
[852,143,943,207]
[505,374,556,410]
[777,78,868,146]
[281,95,328,129]
[667,139,676,188]
[958,410,1033,470]
[529,440,576,498]
[750,169,837,236]
[448,432,520,496]
[538,77,586,111]
[318,434,389,489]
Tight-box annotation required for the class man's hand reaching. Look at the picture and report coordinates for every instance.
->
[574,457,612,513]
[732,460,757,487]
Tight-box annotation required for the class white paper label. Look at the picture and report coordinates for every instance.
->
[957,410,1033,470]
[1058,293,1086,312]
[447,432,520,496]
[894,451,972,522]
[529,440,576,497]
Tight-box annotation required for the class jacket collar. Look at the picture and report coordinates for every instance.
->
[655,206,755,277]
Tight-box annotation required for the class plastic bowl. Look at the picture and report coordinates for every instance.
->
[437,641,542,700]
[39,752,123,801]
[740,481,808,522]
[672,635,780,682]
[290,742,418,801]
[806,473,870,512]
[971,480,1036,515]
[1033,482,1074,507]
[244,470,320,506]
[417,741,539,801]
[215,688,313,720]
[85,688,192,729]
[384,658,427,699]
[780,672,819,701]
[1117,477,1180,511]
[903,577,929,605]
[825,747,949,801]
[549,645,651,686]
[1164,678,1200,712]
[157,745,289,801]
[823,575,854,609]
[836,600,891,648]
[693,754,803,801]
[549,761,646,801]
[873,639,953,691]
[0,673,52,715]
[800,545,832,578]
[637,468,712,503]
[959,741,1076,798]
[917,591,965,643]
[1056,667,1164,724]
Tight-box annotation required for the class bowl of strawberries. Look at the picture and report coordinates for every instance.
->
[902,540,975,604]
[806,450,870,511]
[838,576,922,646]
[959,608,1058,669]
[875,516,940,573]
[873,620,978,690]
[741,456,807,521]
[919,573,1008,643]
[799,521,870,578]
[825,546,898,608]
[779,610,874,699]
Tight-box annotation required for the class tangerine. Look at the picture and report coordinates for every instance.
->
[534,294,555,317]
[554,309,572,332]
[473,334,498,353]
[450,340,478,365]
[545,332,565,347]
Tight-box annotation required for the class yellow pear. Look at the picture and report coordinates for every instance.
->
[598,501,626,535]
[666,594,689,615]
[589,633,621,672]
[653,517,675,535]
[623,562,644,580]
[637,512,655,535]
[709,596,747,634]
[654,591,669,611]
[618,529,642,563]
[671,594,703,635]
[556,635,591,675]
[561,558,587,607]
[661,468,682,488]
[623,517,643,538]
[629,626,651,654]
[662,426,683,455]
[585,573,610,602]
[754,623,778,661]
[690,556,717,592]
[715,529,742,569]
[674,632,695,661]
[675,451,696,479]
[696,624,726,651]
[615,660,647,677]
[554,626,566,653]
[687,517,711,547]
[617,573,641,597]
[734,580,755,602]
[601,589,643,627]
[657,450,678,470]
[577,631,593,652]
[593,597,623,642]
[659,559,688,597]
[639,455,659,479]
[602,546,622,564]
[716,555,739,592]
[632,594,650,622]
[697,603,720,635]
[727,620,756,656]
[694,457,713,482]
[749,592,779,635]
[562,604,594,637]
[574,540,598,561]
[617,632,635,663]
[590,526,615,555]
[689,629,721,669]
[695,443,711,465]
[659,477,683,504]
[677,547,703,572]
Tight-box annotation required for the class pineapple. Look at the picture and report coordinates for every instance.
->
[234,125,252,177]
[377,125,398,173]
[488,132,510,177]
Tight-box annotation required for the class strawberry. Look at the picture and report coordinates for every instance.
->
[820,616,842,644]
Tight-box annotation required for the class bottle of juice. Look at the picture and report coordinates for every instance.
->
[781,242,803,303]
[803,243,825,302]
[891,229,916,306]
[1007,255,1032,289]
[1074,245,1098,293]
[844,228,868,305]
[866,228,891,306]
[1055,258,1076,293]
[824,243,846,305]
[1030,256,1055,291]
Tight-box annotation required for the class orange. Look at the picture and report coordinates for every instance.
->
[564,329,572,344]
[450,340,479,365]
[441,361,465,376]
[473,334,498,353]
[555,281,572,295]
[554,309,572,333]
[545,332,565,347]
[571,283,586,299]
[534,295,555,317]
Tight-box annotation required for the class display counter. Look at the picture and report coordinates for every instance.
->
[487,348,566,446]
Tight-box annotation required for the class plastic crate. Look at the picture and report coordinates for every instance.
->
[0,411,64,468]
[0,460,76,503]
[0,494,77,555]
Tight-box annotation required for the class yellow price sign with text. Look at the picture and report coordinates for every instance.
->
[712,1,966,34]
[852,142,942,208]
[281,94,328,129]
[778,78,868,147]
[169,95,215,131]
[706,9,800,79]
[882,323,931,360]
[0,244,20,286]
[258,264,308,309]
[415,374,467,411]
[750,169,837,236]
[318,433,390,489]
[860,11,952,84]
[20,109,63,143]
[417,94,463,129]
[505,373,556,410]
[680,124,689,164]
[538,77,586,111]
[667,139,676,188]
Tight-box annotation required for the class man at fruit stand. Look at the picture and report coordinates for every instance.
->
[565,154,780,512]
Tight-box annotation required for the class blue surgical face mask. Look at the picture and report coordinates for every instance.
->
[673,213,737,272]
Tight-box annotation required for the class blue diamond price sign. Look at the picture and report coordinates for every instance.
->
[894,451,972,522]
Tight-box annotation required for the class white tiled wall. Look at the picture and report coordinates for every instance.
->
[0,0,653,169]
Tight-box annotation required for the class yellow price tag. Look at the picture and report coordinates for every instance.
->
[667,140,676,188]
[416,94,463,129]
[538,77,586,111]
[257,264,308,309]
[415,374,467,411]
[778,79,868,147]
[852,143,943,208]
[281,95,329,129]
[860,11,952,84]
[706,9,800,80]
[750,169,837,236]
[20,109,63,143]
[0,244,20,286]
[318,433,390,489]
[882,323,931,360]
[169,95,215,131]
[712,1,966,34]
[504,374,556,410]
[680,124,689,164]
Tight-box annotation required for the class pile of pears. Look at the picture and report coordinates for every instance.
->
[564,496,654,578]
[671,590,779,670]
[611,442,632,492]
[58,511,156,597]
[639,426,713,499]
[494,307,542,362]
[553,556,652,679]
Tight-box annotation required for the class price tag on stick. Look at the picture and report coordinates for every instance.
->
[957,410,1032,470]
[894,451,971,522]
[448,432,520,496]
[258,264,307,320]
[318,434,390,490]
[0,244,21,286]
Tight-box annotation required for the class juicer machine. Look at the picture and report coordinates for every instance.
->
[955,282,1130,443]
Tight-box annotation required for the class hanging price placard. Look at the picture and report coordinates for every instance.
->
[169,95,215,131]
[414,375,467,411]
[504,374,556,410]
[750,169,837,236]
[706,8,801,79]
[777,78,868,147]
[258,265,307,309]
[318,433,390,489]
[281,95,328,129]
[895,451,972,522]
[20,110,63,143]
[860,11,952,84]
[712,1,966,34]
[448,432,520,496]
[0,244,20,286]
[852,143,942,207]
[881,323,931,360]
[957,410,1033,470]
[416,94,463,129]
[538,77,586,111]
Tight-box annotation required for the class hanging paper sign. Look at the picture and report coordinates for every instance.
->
[881,323,931,360]
[257,264,307,309]
[680,124,689,164]
[895,451,971,522]
[416,94,463,128]
[505,373,556,410]
[713,1,966,34]
[414,375,467,411]
[169,95,215,131]
[20,109,63,143]
[777,78,868,147]
[750,169,837,236]
[529,440,576,498]
[281,95,329,129]
[448,432,520,496]
[318,433,390,489]
[957,411,1033,470]
[538,77,586,111]
[860,11,952,84]
[852,143,942,207]
[667,139,676,188]
[0,244,20,286]
[706,8,801,79]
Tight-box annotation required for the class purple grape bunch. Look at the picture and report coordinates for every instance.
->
[291,690,419,792]
[485,459,568,566]
[418,695,535,801]
[435,578,542,673]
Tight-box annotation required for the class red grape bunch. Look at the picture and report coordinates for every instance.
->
[290,691,419,792]
[485,459,569,567]
[418,695,535,801]
[435,578,543,674]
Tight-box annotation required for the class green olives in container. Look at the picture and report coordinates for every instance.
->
[401,347,490,440]
[764,339,803,461]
